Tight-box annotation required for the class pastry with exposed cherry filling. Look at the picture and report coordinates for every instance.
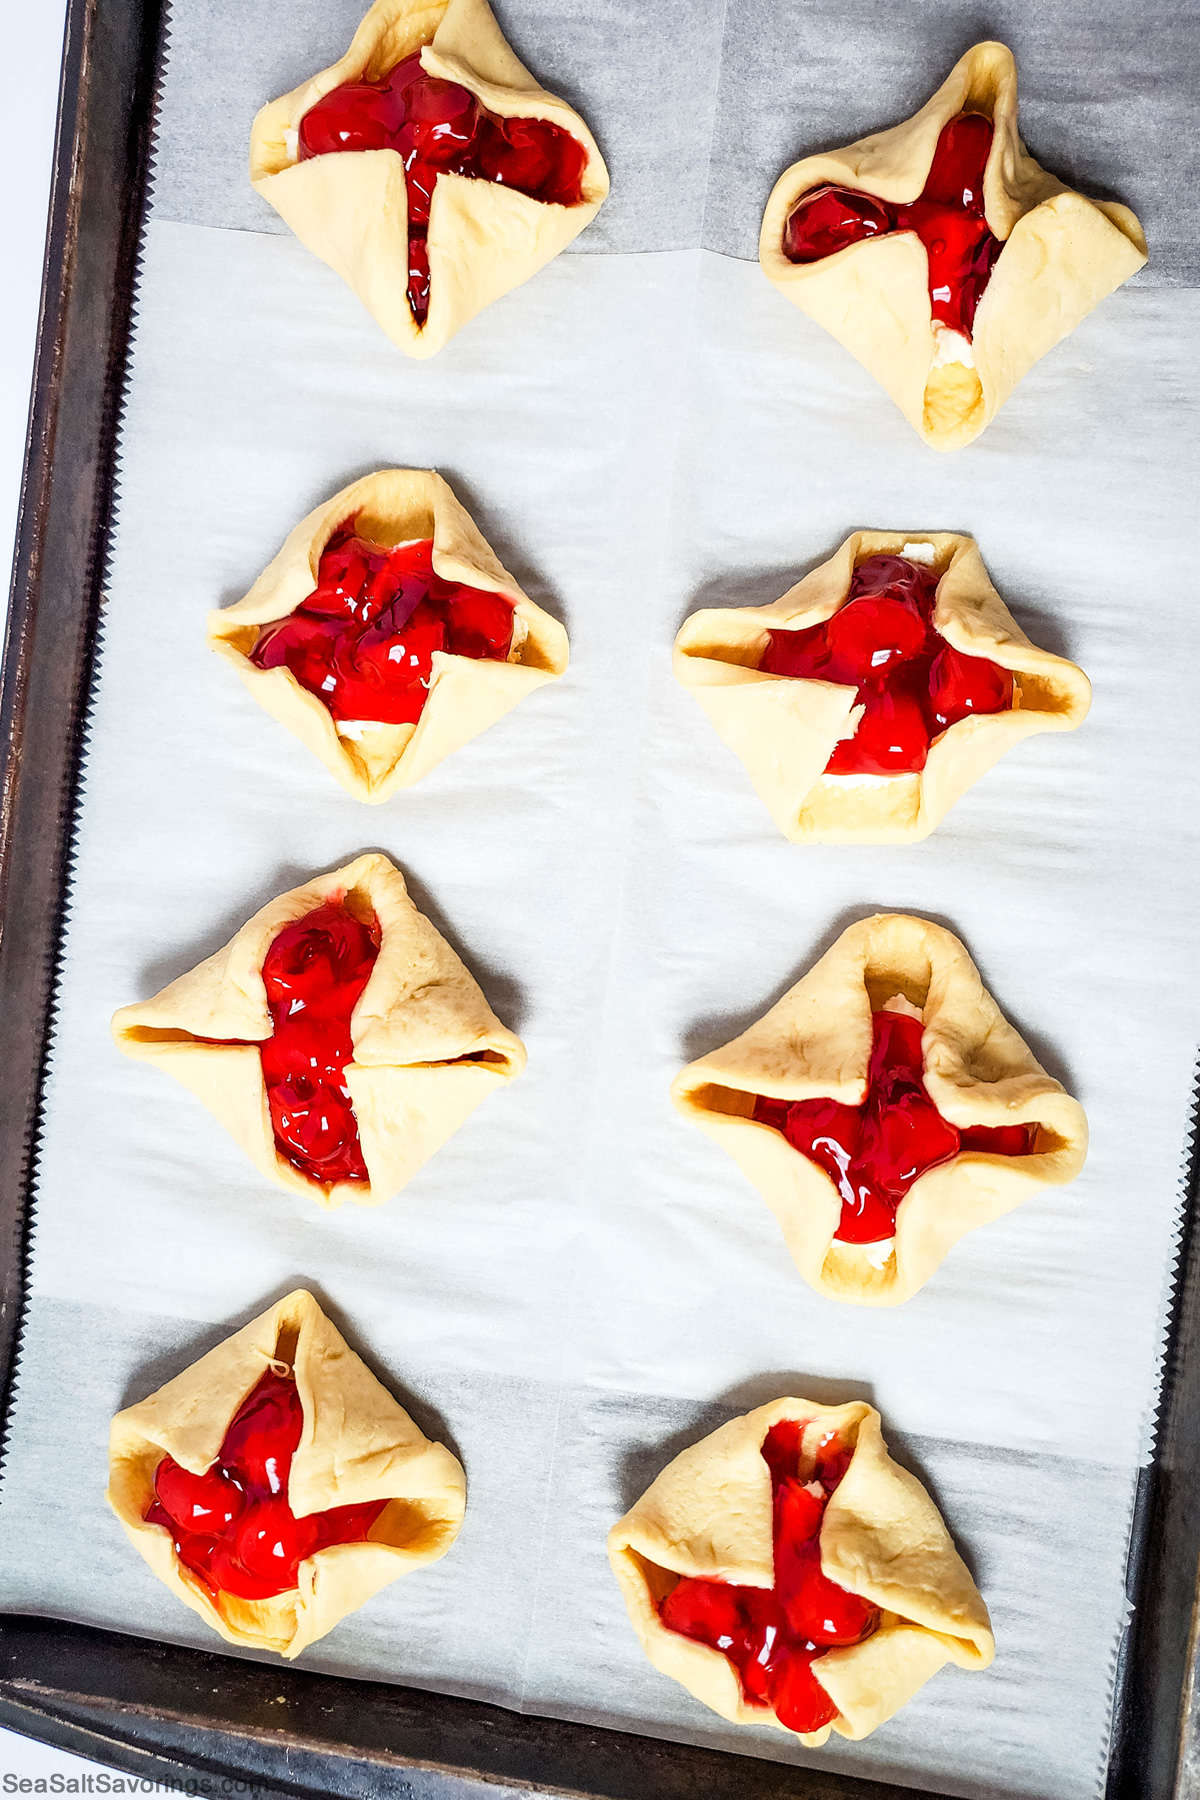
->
[111,853,524,1210]
[108,1289,466,1658]
[673,531,1090,844]
[250,0,609,357]
[759,42,1146,450]
[671,914,1087,1305]
[210,471,568,803]
[610,1396,993,1743]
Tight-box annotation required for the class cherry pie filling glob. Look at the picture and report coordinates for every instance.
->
[203,902,380,1187]
[757,553,1014,776]
[296,52,589,325]
[782,112,1003,345]
[753,1009,1035,1245]
[660,1420,877,1734]
[145,1368,387,1600]
[251,529,516,729]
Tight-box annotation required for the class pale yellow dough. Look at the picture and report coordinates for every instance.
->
[210,470,568,803]
[759,42,1147,451]
[108,1290,466,1659]
[111,851,525,1210]
[674,530,1091,844]
[672,914,1087,1305]
[249,0,610,357]
[609,1397,993,1744]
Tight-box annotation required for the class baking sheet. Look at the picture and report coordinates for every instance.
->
[1,3,1199,1796]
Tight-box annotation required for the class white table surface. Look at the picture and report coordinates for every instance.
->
[0,0,124,1783]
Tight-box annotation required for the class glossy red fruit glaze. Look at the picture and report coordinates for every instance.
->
[757,554,1014,776]
[251,529,515,729]
[145,1370,387,1602]
[659,1421,878,1734]
[257,901,381,1186]
[783,112,1003,339]
[296,51,588,325]
[753,1009,1036,1244]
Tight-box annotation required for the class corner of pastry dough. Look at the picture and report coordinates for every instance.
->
[249,0,609,358]
[673,530,1090,844]
[671,912,1087,1305]
[108,1289,467,1659]
[111,850,526,1209]
[208,469,569,803]
[609,1396,993,1744]
[758,41,1147,450]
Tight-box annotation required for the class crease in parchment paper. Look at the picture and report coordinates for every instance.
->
[149,0,1193,280]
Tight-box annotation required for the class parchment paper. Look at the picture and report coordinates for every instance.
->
[0,4,1198,1797]
[151,0,1197,276]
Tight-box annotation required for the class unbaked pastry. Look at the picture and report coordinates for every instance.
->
[210,470,568,803]
[609,1396,993,1744]
[109,1289,466,1659]
[672,913,1087,1305]
[111,852,525,1210]
[759,42,1147,451]
[250,0,609,357]
[674,531,1090,844]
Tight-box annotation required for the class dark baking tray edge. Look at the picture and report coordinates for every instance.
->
[0,0,1197,1795]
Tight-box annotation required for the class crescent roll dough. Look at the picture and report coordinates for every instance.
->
[109,1289,466,1658]
[674,531,1090,843]
[112,852,525,1210]
[760,42,1147,450]
[250,0,609,357]
[610,1396,993,1744]
[209,470,569,803]
[672,914,1087,1304]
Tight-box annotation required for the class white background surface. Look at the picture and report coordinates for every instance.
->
[0,0,121,1782]
[1,5,65,601]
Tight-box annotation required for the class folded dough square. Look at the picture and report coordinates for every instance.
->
[674,532,1090,844]
[610,1397,993,1744]
[672,914,1087,1305]
[109,1289,466,1659]
[210,470,568,803]
[250,0,609,357]
[759,42,1147,451]
[112,852,525,1209]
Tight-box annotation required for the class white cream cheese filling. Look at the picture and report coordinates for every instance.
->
[900,541,937,565]
[877,992,923,1021]
[818,771,903,790]
[930,322,975,368]
[336,719,396,742]
[830,1236,896,1269]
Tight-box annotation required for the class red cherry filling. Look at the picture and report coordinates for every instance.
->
[252,528,515,729]
[752,1009,1036,1244]
[144,1369,387,1601]
[296,51,589,325]
[757,553,1014,776]
[783,112,1003,341]
[659,1420,878,1734]
[201,901,381,1185]
[258,901,380,1185]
